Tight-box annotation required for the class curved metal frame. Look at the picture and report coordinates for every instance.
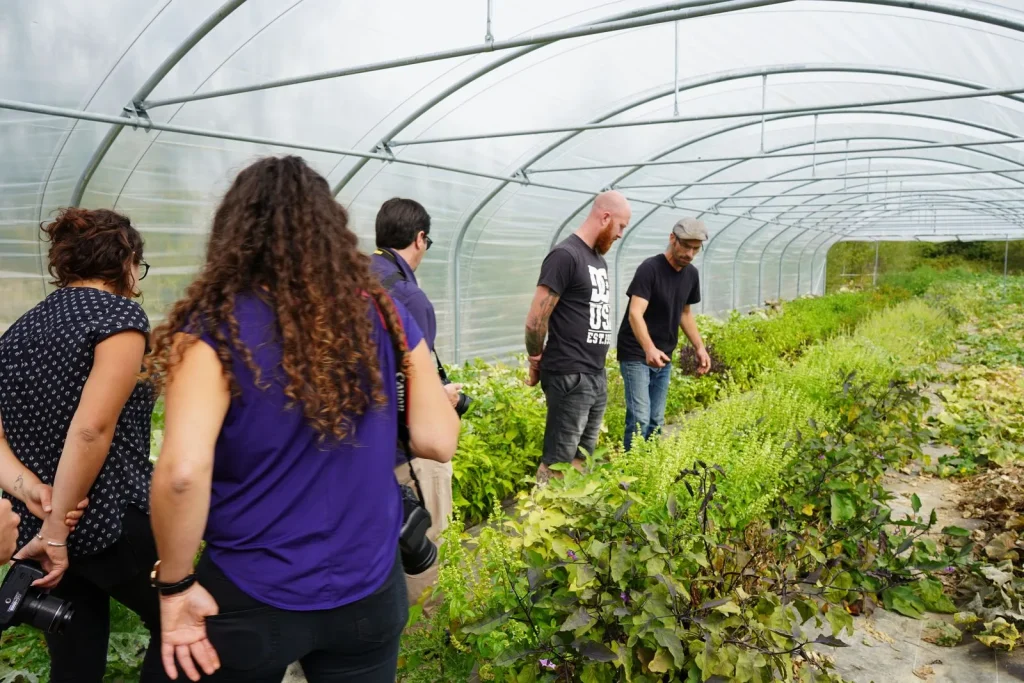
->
[48,0,1024,360]
[604,105,1024,318]
[68,0,249,207]
[725,136,1024,308]
[604,103,1024,310]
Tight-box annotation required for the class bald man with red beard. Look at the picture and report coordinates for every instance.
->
[524,191,632,484]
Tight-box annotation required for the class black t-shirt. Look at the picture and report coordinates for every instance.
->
[0,287,153,557]
[537,234,612,375]
[616,256,701,363]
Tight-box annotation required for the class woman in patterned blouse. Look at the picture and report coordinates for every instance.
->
[0,207,170,682]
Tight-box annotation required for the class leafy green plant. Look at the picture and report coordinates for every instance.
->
[413,296,972,682]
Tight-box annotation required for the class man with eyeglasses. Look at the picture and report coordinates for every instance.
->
[370,197,457,608]
[616,217,711,452]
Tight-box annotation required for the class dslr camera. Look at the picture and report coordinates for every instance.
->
[398,483,437,575]
[0,560,74,634]
[434,352,472,418]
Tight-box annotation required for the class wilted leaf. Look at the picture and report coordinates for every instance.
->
[980,564,1014,587]
[922,620,962,647]
[814,634,848,647]
[976,618,1021,651]
[648,648,673,674]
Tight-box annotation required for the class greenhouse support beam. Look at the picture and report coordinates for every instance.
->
[737,197,1024,210]
[0,96,759,218]
[616,167,1024,188]
[333,1,803,218]
[678,187,1024,201]
[69,0,248,207]
[703,145,1024,302]
[612,118,1024,312]
[427,64,1024,349]
[673,22,680,116]
[1005,236,1011,294]
[873,242,880,286]
[390,84,1024,146]
[142,0,782,110]
[531,136,1024,173]
[139,0,1024,112]
[629,122,1024,308]
[485,0,494,43]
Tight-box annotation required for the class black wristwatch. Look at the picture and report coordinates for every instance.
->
[150,560,198,596]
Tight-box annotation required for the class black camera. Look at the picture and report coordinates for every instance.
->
[435,352,472,418]
[442,377,473,418]
[0,560,74,634]
[399,484,437,574]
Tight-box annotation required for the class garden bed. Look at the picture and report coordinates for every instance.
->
[397,274,1021,683]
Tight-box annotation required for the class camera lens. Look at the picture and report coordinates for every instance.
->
[21,590,74,634]
[399,501,438,575]
[455,392,472,417]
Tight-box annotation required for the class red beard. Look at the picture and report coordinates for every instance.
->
[595,226,616,254]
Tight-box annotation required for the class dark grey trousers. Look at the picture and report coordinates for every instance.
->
[540,371,608,466]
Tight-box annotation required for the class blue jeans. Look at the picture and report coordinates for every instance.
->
[620,361,672,451]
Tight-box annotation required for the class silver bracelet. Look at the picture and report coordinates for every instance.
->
[35,533,67,548]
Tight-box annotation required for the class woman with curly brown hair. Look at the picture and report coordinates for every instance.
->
[146,155,459,682]
[0,207,167,682]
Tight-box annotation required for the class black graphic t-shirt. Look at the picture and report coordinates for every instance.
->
[537,234,612,375]
[0,287,154,557]
[617,256,701,363]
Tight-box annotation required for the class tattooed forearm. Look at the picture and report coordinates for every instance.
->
[525,326,547,357]
[13,474,22,494]
[525,289,560,357]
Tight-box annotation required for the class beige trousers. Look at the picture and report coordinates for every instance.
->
[394,457,453,607]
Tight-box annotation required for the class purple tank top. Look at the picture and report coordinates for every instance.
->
[195,293,422,610]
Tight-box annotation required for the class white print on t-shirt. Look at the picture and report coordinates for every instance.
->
[587,265,612,345]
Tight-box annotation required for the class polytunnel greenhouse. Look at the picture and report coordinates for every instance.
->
[3,1,1024,682]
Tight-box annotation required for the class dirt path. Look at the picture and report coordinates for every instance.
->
[807,364,1024,682]
[806,454,1024,682]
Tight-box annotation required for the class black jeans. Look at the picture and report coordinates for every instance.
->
[192,548,408,682]
[45,506,169,683]
[540,371,608,466]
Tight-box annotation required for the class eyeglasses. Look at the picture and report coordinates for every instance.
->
[423,234,433,251]
[674,236,702,253]
[138,260,150,280]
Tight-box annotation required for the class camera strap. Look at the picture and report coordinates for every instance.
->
[368,292,427,508]
[373,248,449,382]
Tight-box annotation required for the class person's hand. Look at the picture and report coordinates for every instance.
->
[160,584,221,681]
[525,354,542,387]
[442,383,464,409]
[24,483,89,530]
[645,347,670,369]
[13,529,68,589]
[0,499,20,564]
[696,347,712,375]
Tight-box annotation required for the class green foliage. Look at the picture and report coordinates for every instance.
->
[445,360,549,525]
[445,283,920,529]
[417,296,971,682]
[0,600,146,683]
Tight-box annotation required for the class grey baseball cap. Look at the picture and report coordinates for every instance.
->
[672,217,708,242]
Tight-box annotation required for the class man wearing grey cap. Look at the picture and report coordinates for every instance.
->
[615,217,711,451]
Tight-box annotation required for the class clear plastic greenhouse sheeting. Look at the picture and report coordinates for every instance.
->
[4,0,1024,361]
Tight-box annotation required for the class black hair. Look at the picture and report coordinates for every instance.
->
[375,197,431,250]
